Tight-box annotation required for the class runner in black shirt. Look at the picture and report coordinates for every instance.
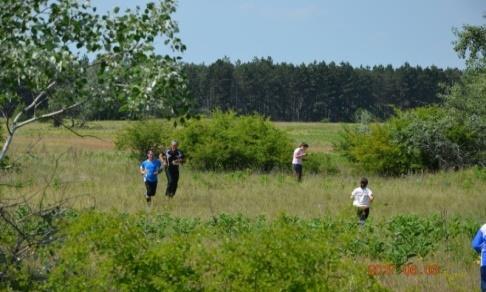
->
[164,140,184,198]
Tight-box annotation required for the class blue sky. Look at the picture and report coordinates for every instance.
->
[91,0,485,68]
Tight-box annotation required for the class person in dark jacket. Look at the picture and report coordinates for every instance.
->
[164,140,184,198]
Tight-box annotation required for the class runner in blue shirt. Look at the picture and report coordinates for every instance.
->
[472,223,486,292]
[139,150,162,205]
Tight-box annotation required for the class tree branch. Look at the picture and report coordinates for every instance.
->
[10,81,57,129]
[22,81,56,114]
[51,116,108,142]
[1,111,12,135]
[0,207,30,243]
[1,101,82,162]
[16,102,82,129]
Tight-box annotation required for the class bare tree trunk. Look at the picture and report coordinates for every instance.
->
[0,102,80,162]
[0,81,83,163]
[0,129,15,162]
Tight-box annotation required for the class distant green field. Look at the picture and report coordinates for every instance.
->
[12,120,347,152]
[2,120,484,291]
[274,122,349,153]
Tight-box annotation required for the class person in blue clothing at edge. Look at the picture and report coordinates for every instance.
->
[472,223,486,292]
[139,149,162,206]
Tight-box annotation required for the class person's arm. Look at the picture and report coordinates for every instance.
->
[295,149,306,159]
[472,228,485,253]
[164,154,169,166]
[350,189,355,200]
[369,189,374,202]
[159,153,167,168]
[139,164,145,175]
[165,151,172,165]
[178,150,185,164]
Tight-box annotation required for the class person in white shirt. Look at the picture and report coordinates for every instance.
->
[350,177,374,225]
[292,143,309,182]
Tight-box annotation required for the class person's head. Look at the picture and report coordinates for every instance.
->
[171,140,178,150]
[147,149,154,160]
[360,177,368,188]
[299,143,309,150]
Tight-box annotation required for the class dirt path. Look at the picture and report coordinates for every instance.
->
[13,136,115,151]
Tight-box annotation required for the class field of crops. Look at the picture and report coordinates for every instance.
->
[2,120,485,291]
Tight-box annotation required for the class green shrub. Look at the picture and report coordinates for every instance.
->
[354,108,377,124]
[114,120,175,160]
[0,204,68,291]
[337,123,419,175]
[1,209,475,290]
[197,219,384,291]
[337,105,485,175]
[381,215,446,267]
[343,66,486,175]
[114,112,293,172]
[304,153,339,175]
[40,212,477,290]
[178,111,293,171]
[43,212,386,291]
[389,107,484,170]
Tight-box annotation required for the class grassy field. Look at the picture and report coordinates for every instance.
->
[5,120,484,219]
[1,120,484,291]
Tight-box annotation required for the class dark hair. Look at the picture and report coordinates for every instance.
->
[299,143,309,148]
[360,177,368,186]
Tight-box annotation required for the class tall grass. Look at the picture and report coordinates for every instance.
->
[3,147,485,220]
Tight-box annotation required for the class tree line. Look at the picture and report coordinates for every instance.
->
[183,58,461,122]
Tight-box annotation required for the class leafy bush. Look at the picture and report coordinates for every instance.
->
[0,208,476,290]
[342,214,477,269]
[338,54,485,175]
[304,153,340,175]
[354,108,377,124]
[337,123,419,175]
[39,212,477,290]
[382,215,448,267]
[114,120,175,160]
[390,107,485,170]
[177,111,293,171]
[43,212,387,291]
[114,112,293,171]
[338,106,485,175]
[0,204,68,291]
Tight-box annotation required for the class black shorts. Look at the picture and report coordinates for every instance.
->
[293,164,302,175]
[145,180,157,197]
